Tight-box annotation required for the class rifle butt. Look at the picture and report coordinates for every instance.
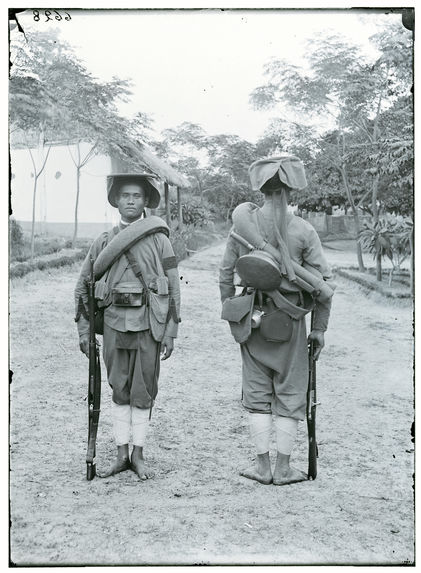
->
[307,435,318,480]
[86,461,96,481]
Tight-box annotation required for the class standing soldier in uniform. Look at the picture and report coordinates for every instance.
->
[75,173,180,480]
[219,155,333,486]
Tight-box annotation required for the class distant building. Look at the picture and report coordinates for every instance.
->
[11,143,116,228]
[10,137,190,238]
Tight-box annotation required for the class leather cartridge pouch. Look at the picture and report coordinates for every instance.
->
[148,291,169,342]
[148,275,170,342]
[221,291,255,344]
[260,308,293,343]
[111,282,145,307]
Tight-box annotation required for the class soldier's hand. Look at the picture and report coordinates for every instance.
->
[160,337,174,361]
[79,334,90,358]
[308,329,325,361]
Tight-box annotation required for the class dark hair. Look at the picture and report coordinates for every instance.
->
[261,173,290,195]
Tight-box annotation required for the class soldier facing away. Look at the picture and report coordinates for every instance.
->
[219,155,333,486]
[75,173,180,480]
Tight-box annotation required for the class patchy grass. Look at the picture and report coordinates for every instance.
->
[334,267,412,299]
[10,248,89,279]
[9,224,229,279]
[11,233,92,263]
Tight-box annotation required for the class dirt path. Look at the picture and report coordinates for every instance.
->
[10,241,414,565]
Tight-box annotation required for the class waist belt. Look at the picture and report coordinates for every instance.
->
[263,291,301,306]
[263,289,314,320]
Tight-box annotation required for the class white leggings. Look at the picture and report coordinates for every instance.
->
[248,412,298,455]
[111,402,150,447]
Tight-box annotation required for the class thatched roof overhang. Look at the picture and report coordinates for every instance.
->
[10,130,191,189]
[116,140,191,189]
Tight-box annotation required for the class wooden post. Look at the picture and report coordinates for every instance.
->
[177,186,183,228]
[164,182,170,225]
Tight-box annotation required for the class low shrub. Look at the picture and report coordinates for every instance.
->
[170,223,226,263]
[9,218,25,260]
[170,197,214,228]
[10,249,88,279]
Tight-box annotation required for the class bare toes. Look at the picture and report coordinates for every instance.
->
[240,468,272,485]
[273,469,307,486]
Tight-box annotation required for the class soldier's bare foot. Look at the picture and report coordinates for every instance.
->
[240,465,273,485]
[273,451,307,485]
[98,445,130,478]
[130,457,154,480]
[131,445,154,480]
[98,457,130,478]
[240,452,272,485]
[272,466,307,486]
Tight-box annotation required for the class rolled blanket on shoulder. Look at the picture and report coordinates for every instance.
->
[231,203,334,303]
[93,216,170,280]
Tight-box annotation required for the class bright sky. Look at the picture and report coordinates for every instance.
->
[14,7,401,143]
[9,5,411,225]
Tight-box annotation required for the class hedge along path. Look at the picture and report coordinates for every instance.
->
[334,268,411,299]
[9,243,413,565]
[10,248,88,278]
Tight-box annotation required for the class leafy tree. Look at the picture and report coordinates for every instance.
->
[156,123,259,221]
[155,122,208,199]
[250,20,413,274]
[204,177,261,223]
[10,27,139,248]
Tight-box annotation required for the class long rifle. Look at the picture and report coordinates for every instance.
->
[86,257,102,480]
[307,311,319,480]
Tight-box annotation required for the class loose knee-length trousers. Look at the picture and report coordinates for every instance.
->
[240,317,308,420]
[103,324,160,409]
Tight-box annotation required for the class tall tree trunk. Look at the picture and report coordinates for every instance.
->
[30,175,39,261]
[226,196,235,223]
[28,130,50,261]
[353,212,365,272]
[370,173,384,281]
[164,182,170,225]
[340,164,365,271]
[177,186,183,228]
[371,172,380,223]
[72,165,81,247]
[69,140,98,246]
[376,252,382,282]
[196,175,203,204]
[375,253,382,281]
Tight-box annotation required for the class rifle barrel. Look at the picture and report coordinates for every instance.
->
[86,257,101,481]
[307,313,318,480]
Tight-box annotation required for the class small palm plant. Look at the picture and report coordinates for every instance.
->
[359,214,412,286]
[359,217,393,282]
[388,216,413,288]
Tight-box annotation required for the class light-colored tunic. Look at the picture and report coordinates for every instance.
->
[74,219,180,407]
[219,208,332,419]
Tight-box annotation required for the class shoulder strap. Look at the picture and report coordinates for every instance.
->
[99,226,121,283]
[124,250,149,295]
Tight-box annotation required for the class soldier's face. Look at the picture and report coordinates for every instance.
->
[116,184,147,222]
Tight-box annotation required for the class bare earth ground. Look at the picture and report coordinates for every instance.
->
[10,241,414,565]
